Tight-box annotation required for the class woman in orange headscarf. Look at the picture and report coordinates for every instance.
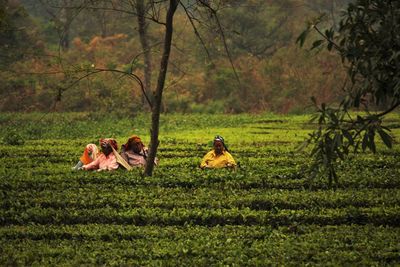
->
[119,135,158,168]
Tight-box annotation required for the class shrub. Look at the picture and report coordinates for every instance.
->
[2,129,25,145]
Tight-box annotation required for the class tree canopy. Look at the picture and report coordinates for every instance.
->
[1,0,352,114]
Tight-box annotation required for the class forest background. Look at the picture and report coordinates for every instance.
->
[1,0,354,115]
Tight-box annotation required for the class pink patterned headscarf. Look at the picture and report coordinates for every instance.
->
[100,138,118,151]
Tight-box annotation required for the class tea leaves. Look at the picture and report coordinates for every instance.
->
[1,112,400,265]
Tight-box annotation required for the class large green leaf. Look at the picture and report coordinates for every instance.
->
[377,129,393,149]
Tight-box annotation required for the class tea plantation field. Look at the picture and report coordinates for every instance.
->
[1,112,400,265]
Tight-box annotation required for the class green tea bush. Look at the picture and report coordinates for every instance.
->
[0,112,399,265]
[2,128,24,145]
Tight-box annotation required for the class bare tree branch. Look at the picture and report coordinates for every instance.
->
[180,2,211,59]
[196,0,241,85]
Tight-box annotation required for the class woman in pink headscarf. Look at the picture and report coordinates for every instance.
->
[73,138,119,171]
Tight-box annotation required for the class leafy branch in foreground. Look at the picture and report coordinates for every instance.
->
[302,97,394,187]
[297,0,400,186]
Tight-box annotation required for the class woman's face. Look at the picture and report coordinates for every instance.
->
[130,142,143,154]
[214,141,224,155]
[101,144,113,156]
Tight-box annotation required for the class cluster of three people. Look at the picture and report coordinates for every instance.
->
[72,135,153,171]
[73,135,237,171]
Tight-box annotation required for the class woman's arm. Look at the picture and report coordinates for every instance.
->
[82,156,101,170]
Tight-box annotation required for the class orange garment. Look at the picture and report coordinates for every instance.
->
[123,135,143,151]
[79,144,98,165]
[129,135,142,143]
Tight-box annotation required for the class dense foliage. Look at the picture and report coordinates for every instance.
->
[0,0,352,113]
[1,112,399,265]
[297,0,400,183]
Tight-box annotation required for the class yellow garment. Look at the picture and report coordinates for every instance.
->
[200,150,236,169]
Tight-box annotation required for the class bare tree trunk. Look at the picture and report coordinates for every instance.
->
[136,0,152,108]
[144,0,178,176]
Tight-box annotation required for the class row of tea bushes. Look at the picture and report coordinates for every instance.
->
[1,224,399,265]
[1,112,399,265]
